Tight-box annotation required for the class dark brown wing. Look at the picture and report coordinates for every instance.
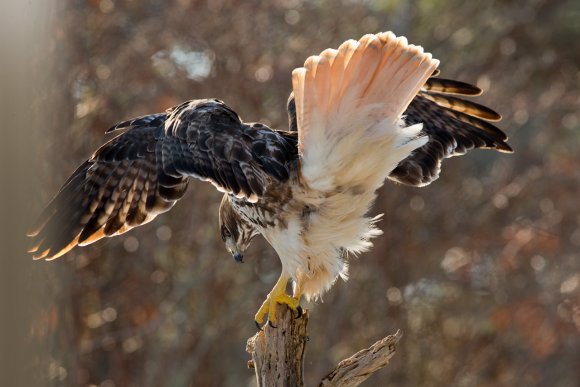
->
[161,99,297,200]
[28,99,297,259]
[388,77,513,186]
[28,116,188,259]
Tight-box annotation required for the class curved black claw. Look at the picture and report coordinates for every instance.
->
[255,321,262,331]
[268,320,277,328]
[294,305,303,319]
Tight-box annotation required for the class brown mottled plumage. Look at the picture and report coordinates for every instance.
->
[28,99,297,259]
[29,32,512,326]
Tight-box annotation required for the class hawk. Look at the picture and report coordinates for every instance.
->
[29,32,512,326]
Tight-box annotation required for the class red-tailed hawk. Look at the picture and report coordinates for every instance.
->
[29,32,512,327]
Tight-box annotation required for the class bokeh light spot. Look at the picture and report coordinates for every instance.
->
[123,236,139,253]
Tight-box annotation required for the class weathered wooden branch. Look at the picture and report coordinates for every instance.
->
[319,330,403,387]
[246,304,402,386]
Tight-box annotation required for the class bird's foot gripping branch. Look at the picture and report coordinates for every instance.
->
[254,273,302,328]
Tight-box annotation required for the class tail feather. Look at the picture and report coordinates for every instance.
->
[292,32,439,192]
[339,36,383,107]
[366,35,436,120]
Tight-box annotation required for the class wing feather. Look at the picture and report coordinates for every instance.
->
[422,77,482,95]
[389,79,512,186]
[29,100,297,259]
[418,92,501,121]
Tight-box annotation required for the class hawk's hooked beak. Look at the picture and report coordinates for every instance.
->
[233,252,244,263]
[226,238,244,263]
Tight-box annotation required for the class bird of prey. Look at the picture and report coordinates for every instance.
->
[28,32,512,327]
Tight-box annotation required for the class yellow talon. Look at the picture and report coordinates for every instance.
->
[255,273,301,327]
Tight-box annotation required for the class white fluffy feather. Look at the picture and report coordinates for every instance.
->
[267,32,439,299]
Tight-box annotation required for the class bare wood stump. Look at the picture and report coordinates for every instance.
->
[246,305,309,387]
[246,304,402,386]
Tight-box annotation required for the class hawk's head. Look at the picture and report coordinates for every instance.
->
[219,195,258,263]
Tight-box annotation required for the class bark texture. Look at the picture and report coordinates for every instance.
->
[246,304,402,386]
[246,305,308,387]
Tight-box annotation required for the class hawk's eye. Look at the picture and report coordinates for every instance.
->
[221,225,231,241]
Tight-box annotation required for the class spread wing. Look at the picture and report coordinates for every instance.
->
[29,99,297,259]
[286,75,512,187]
[388,76,512,186]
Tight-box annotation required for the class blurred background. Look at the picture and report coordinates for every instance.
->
[1,0,579,386]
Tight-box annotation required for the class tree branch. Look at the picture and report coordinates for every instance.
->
[320,330,403,387]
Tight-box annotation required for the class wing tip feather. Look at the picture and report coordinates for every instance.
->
[496,142,514,153]
[45,236,81,260]
[32,249,51,260]
[77,228,107,247]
